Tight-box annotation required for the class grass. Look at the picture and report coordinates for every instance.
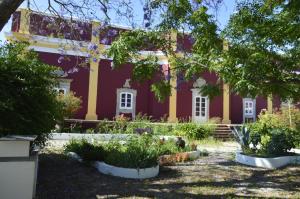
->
[36,143,300,199]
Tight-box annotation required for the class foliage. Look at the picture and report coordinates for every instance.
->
[0,42,62,146]
[241,111,299,156]
[222,0,300,101]
[64,134,194,168]
[56,91,82,119]
[59,121,84,133]
[4,1,299,103]
[106,0,299,102]
[64,139,105,161]
[174,123,215,140]
[104,135,160,168]
[94,117,214,140]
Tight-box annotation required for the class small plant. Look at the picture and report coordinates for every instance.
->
[174,123,213,140]
[64,134,195,168]
[240,111,299,157]
[57,91,82,119]
[64,139,105,161]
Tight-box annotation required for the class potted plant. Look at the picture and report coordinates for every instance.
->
[234,110,300,169]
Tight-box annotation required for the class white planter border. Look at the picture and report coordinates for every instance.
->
[93,161,159,179]
[236,151,300,169]
[51,133,177,142]
[67,152,159,179]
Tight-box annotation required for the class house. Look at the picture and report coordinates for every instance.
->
[5,9,281,124]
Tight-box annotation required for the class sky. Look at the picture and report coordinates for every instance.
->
[0,0,236,43]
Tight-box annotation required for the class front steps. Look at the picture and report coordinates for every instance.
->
[213,125,234,141]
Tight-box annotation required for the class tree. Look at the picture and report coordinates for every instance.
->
[0,0,23,31]
[0,42,63,146]
[1,0,298,102]
[107,0,300,101]
[220,0,300,101]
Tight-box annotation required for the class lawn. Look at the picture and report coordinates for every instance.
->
[36,143,300,199]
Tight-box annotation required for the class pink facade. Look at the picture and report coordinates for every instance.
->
[96,60,168,120]
[38,52,90,119]
[9,10,283,123]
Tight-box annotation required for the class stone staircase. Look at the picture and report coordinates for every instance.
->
[213,125,234,141]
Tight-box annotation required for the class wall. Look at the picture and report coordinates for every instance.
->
[176,71,223,121]
[230,94,269,124]
[96,59,168,120]
[38,52,90,119]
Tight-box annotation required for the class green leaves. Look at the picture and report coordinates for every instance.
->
[151,81,172,102]
[222,0,300,101]
[132,56,159,83]
[0,42,62,146]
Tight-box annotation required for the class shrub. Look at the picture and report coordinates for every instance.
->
[174,123,213,140]
[104,135,159,168]
[65,139,105,161]
[242,111,299,156]
[0,42,63,146]
[64,135,194,168]
[96,119,115,133]
[57,91,82,119]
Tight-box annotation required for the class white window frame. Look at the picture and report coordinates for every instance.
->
[243,98,256,122]
[244,100,254,116]
[54,87,67,95]
[54,79,72,95]
[119,92,133,109]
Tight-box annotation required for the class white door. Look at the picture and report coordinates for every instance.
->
[193,96,208,123]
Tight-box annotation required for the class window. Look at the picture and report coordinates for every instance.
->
[244,100,254,116]
[195,96,207,117]
[53,79,72,95]
[54,87,67,95]
[120,92,133,109]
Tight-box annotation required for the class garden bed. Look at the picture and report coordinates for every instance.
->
[67,152,159,179]
[236,151,300,169]
[64,135,202,178]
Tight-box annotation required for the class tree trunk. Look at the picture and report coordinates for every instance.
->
[0,0,24,32]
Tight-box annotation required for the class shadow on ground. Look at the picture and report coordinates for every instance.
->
[36,150,300,199]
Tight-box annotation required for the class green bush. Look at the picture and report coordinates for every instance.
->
[156,139,191,156]
[104,135,159,168]
[93,118,215,140]
[0,42,63,146]
[64,135,194,168]
[174,123,214,140]
[96,119,116,133]
[242,112,299,156]
[64,139,105,161]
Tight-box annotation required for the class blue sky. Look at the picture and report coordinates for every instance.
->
[0,1,236,43]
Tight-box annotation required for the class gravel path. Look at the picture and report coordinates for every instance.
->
[36,142,300,199]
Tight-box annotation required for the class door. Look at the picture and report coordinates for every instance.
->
[193,96,208,123]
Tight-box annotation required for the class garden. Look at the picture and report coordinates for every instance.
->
[1,0,300,197]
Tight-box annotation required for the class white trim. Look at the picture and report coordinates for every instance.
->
[236,151,300,169]
[5,32,168,59]
[94,161,159,179]
[29,46,90,57]
[119,92,133,109]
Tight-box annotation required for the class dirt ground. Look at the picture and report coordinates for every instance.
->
[36,143,300,199]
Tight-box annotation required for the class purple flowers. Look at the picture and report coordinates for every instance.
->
[107,29,118,37]
[67,67,79,74]
[100,37,109,45]
[87,43,98,51]
[57,56,64,64]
